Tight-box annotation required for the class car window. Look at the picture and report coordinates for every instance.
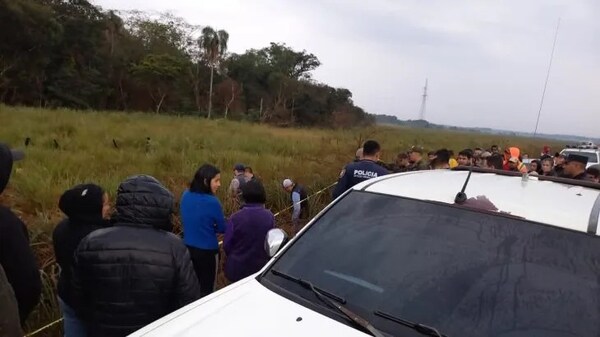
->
[562,150,598,163]
[263,191,600,337]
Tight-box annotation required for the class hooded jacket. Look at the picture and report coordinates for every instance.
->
[71,175,201,337]
[53,184,109,307]
[503,147,528,173]
[0,143,41,326]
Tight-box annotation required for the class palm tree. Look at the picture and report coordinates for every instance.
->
[199,26,229,119]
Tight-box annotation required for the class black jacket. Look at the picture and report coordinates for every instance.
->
[53,218,108,307]
[53,184,109,306]
[71,175,201,337]
[0,144,41,326]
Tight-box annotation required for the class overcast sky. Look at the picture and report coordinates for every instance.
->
[94,0,599,138]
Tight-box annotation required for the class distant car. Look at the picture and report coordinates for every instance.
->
[560,144,599,168]
[130,169,600,337]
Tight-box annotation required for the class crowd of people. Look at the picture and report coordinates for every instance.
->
[0,139,599,337]
[332,140,599,197]
[0,142,311,337]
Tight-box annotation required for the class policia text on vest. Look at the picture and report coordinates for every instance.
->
[332,160,389,199]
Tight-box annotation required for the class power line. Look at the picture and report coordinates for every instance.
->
[533,18,561,138]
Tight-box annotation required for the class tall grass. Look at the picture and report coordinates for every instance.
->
[0,105,564,336]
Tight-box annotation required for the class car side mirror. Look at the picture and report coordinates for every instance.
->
[265,228,289,258]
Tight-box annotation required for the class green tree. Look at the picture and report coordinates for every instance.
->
[200,26,229,119]
[0,1,373,127]
[132,53,185,113]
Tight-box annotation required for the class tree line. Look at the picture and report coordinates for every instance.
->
[0,0,374,128]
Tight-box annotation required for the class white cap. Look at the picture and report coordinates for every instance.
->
[282,179,293,188]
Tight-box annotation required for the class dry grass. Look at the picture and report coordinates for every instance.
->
[0,104,564,336]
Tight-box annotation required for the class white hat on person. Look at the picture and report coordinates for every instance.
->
[282,179,293,188]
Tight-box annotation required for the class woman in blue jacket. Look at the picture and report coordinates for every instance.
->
[181,164,226,297]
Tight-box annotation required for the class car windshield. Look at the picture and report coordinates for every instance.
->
[262,191,600,337]
[562,150,598,163]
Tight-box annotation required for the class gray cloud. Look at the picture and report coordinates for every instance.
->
[93,0,600,137]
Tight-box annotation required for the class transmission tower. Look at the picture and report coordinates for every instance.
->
[418,78,428,121]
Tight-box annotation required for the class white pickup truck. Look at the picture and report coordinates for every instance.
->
[130,169,600,337]
[560,142,599,169]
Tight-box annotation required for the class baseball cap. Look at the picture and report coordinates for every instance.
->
[282,179,293,188]
[566,154,588,166]
[481,151,492,159]
[234,163,246,171]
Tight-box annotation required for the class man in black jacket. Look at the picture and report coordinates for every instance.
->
[562,154,591,181]
[0,143,41,329]
[71,175,201,337]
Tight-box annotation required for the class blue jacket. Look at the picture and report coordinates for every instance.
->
[180,190,226,250]
[223,204,275,282]
[332,160,389,199]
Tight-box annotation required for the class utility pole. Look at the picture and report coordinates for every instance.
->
[418,78,428,121]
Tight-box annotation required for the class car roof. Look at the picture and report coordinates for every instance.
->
[350,169,600,235]
[561,148,599,153]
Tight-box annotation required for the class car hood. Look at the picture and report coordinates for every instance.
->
[128,277,369,337]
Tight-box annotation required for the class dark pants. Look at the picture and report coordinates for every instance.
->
[187,246,219,298]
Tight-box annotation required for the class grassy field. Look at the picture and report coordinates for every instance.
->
[0,105,565,336]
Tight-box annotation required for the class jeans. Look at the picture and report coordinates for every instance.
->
[58,297,86,337]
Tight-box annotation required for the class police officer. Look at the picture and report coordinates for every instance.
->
[408,146,430,171]
[562,154,591,181]
[332,140,389,199]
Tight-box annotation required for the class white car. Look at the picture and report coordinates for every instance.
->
[561,145,599,169]
[130,169,600,337]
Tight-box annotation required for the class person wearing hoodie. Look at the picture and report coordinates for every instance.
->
[502,147,527,173]
[53,184,111,337]
[224,179,275,283]
[71,175,201,337]
[0,143,41,330]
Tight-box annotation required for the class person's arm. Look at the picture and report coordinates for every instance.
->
[0,210,41,325]
[291,192,301,223]
[0,262,22,337]
[70,241,90,321]
[223,219,235,254]
[172,241,201,310]
[212,198,227,234]
[229,179,239,197]
[332,166,350,199]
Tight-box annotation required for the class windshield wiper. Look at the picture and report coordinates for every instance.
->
[374,310,447,337]
[271,269,386,337]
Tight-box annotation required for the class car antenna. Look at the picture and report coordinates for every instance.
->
[454,166,473,204]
